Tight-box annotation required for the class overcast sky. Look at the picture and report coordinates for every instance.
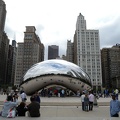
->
[4,0,120,60]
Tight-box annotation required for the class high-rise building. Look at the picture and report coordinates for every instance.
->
[0,32,9,86]
[0,0,9,87]
[14,26,44,87]
[0,0,6,32]
[48,45,59,59]
[101,44,120,88]
[6,40,17,86]
[73,13,102,90]
[66,40,74,63]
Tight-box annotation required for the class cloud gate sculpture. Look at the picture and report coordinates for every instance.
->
[20,59,92,95]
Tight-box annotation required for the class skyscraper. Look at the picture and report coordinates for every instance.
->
[73,13,102,90]
[6,40,17,86]
[14,26,44,87]
[66,40,74,63]
[0,0,9,86]
[48,45,59,60]
[0,0,6,32]
[101,44,120,88]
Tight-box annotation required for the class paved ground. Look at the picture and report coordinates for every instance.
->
[1,94,119,106]
[0,95,120,120]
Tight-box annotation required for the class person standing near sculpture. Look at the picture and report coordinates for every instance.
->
[114,88,119,100]
[81,92,85,111]
[20,91,27,102]
[34,91,41,103]
[110,94,120,117]
[88,91,94,111]
[84,94,89,112]
[61,89,65,97]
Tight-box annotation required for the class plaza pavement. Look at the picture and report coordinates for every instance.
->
[0,94,120,120]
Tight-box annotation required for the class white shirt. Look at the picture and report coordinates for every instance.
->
[81,94,85,102]
[89,93,94,102]
[115,89,119,94]
[21,92,26,99]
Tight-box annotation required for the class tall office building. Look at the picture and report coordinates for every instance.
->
[0,0,6,32]
[73,13,102,90]
[48,45,59,59]
[0,32,9,86]
[0,0,9,86]
[66,40,74,63]
[101,44,120,88]
[14,26,44,87]
[6,40,17,86]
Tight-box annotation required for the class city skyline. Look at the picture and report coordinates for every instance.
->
[4,0,120,59]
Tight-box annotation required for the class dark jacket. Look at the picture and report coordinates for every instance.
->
[27,101,40,117]
[16,105,28,116]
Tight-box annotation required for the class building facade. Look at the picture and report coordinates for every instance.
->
[48,45,59,59]
[14,26,44,87]
[0,0,6,33]
[66,40,74,63]
[0,32,9,86]
[101,44,120,89]
[0,0,10,87]
[6,40,17,86]
[73,13,102,90]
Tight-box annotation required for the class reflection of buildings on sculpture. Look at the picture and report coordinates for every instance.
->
[20,59,92,95]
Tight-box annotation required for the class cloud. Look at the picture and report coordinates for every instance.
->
[3,0,120,59]
[99,16,120,48]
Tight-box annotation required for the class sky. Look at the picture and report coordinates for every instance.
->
[4,0,120,60]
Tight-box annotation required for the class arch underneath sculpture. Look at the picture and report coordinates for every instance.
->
[20,75,92,95]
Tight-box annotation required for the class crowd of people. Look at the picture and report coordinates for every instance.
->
[80,89,120,117]
[0,88,120,118]
[0,90,41,118]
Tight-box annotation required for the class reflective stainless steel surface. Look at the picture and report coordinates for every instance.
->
[20,59,92,95]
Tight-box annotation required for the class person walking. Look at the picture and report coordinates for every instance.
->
[88,91,94,111]
[110,93,120,117]
[81,92,85,111]
[27,96,40,117]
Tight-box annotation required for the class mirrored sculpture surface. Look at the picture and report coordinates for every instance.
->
[20,59,92,95]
